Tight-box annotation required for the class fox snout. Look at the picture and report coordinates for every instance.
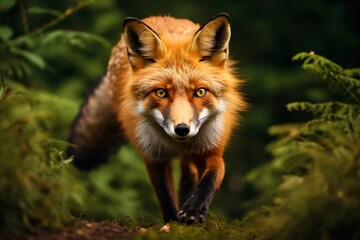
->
[174,124,190,137]
[164,118,199,141]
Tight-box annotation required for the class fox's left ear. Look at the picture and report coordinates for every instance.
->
[190,13,231,65]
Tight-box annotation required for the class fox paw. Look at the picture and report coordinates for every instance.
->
[177,196,208,224]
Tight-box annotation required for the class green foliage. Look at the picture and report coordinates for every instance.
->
[1,1,359,238]
[245,53,360,240]
[0,2,159,233]
[0,0,109,81]
[293,52,360,101]
[41,30,110,49]
[0,0,17,11]
[287,101,359,119]
[77,146,161,222]
[0,5,96,233]
[0,82,84,233]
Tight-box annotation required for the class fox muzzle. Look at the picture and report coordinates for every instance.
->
[174,123,190,136]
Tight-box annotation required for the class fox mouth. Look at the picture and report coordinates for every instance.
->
[174,137,191,142]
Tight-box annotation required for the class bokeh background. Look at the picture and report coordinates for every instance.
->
[1,0,359,225]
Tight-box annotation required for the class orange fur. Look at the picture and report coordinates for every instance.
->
[103,13,247,223]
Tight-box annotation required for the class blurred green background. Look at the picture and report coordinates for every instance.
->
[1,0,359,224]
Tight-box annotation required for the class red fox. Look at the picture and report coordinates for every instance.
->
[68,13,247,224]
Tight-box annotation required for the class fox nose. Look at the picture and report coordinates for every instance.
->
[174,124,190,136]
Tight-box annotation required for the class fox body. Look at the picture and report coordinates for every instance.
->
[69,13,246,224]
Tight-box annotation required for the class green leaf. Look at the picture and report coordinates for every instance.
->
[0,66,8,101]
[0,0,17,12]
[27,6,61,17]
[41,30,111,48]
[10,48,46,69]
[0,26,13,41]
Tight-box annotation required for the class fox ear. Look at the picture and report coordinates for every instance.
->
[123,17,164,69]
[190,13,231,65]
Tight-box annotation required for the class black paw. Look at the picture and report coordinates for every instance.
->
[177,195,209,224]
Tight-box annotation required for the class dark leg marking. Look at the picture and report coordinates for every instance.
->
[178,171,216,224]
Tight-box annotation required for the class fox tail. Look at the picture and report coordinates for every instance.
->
[67,76,124,170]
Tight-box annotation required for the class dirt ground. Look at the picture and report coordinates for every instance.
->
[0,219,136,240]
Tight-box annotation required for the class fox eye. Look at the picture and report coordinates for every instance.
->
[155,88,168,98]
[194,88,207,98]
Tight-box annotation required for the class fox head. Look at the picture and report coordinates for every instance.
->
[122,14,240,145]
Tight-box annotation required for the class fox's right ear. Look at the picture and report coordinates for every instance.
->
[123,17,164,70]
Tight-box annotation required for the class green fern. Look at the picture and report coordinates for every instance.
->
[293,52,360,102]
[287,102,360,121]
[245,53,360,240]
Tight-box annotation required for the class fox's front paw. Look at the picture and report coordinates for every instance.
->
[177,195,209,224]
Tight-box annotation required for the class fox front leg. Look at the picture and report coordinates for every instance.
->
[179,157,198,207]
[145,160,179,223]
[178,154,225,224]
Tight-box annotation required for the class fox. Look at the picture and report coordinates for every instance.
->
[68,13,247,224]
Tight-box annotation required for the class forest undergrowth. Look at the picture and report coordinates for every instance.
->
[0,1,359,239]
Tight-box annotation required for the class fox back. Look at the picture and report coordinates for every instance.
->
[69,13,247,224]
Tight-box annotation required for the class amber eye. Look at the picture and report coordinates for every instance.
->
[155,88,168,98]
[194,88,207,98]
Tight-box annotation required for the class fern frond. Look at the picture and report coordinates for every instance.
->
[292,52,343,77]
[268,123,303,137]
[286,101,360,120]
[248,52,360,239]
[293,52,360,102]
[344,68,360,78]
[337,74,360,102]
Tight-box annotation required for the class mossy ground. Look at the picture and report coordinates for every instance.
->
[0,218,263,240]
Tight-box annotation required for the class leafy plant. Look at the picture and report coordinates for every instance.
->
[0,1,112,233]
[77,146,161,222]
[245,52,360,240]
[0,0,109,80]
[0,81,84,233]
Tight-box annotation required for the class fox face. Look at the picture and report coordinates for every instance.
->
[134,63,227,143]
[121,14,241,158]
